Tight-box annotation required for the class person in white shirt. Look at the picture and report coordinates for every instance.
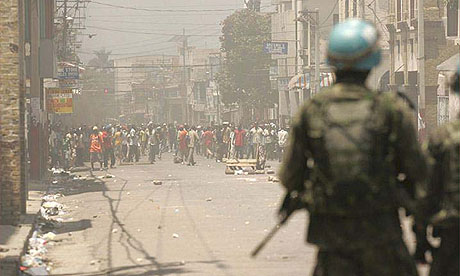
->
[277,127,289,162]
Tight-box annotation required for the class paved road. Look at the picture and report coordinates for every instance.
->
[47,153,316,276]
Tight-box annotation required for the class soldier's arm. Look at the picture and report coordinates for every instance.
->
[391,98,432,261]
[392,99,428,203]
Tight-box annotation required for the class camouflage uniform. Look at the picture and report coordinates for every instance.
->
[280,83,427,276]
[423,119,459,276]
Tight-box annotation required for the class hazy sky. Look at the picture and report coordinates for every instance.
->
[79,0,272,62]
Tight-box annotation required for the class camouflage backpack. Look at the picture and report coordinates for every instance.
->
[303,84,397,216]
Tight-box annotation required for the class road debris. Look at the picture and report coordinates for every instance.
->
[172,233,179,238]
[205,197,213,202]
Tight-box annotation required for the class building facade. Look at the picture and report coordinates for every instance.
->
[386,0,459,136]
[271,0,338,125]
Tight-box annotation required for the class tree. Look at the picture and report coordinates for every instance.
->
[217,9,276,122]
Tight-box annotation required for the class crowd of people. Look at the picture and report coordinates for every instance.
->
[48,121,290,171]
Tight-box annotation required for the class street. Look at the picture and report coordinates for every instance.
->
[46,153,316,276]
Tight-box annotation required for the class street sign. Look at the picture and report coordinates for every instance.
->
[263,42,288,55]
[57,66,79,79]
[46,88,73,114]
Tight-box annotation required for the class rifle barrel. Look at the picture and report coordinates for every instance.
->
[250,224,281,258]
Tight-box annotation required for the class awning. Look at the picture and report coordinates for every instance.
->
[288,72,334,90]
[437,53,459,71]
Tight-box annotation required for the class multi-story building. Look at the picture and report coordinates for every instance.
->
[186,48,221,125]
[271,0,338,125]
[386,0,459,136]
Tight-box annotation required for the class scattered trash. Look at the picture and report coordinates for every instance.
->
[153,181,162,185]
[234,170,243,175]
[205,197,213,202]
[52,180,58,184]
[157,225,162,230]
[22,266,49,275]
[268,176,280,183]
[92,215,98,218]
[127,192,131,195]
[42,232,56,241]
[245,221,250,225]
[97,174,115,179]
[90,260,97,265]
[266,169,275,175]
[172,233,179,238]
[112,229,118,233]
[174,208,180,213]
[180,260,186,265]
[136,258,143,263]
[0,247,9,253]
[137,229,141,232]
[42,194,63,202]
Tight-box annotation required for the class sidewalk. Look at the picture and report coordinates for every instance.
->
[0,181,44,276]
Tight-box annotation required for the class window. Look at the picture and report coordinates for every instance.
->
[447,0,459,37]
[345,0,350,18]
[284,2,292,11]
[409,0,415,20]
[409,39,414,56]
[353,0,357,17]
[396,40,401,60]
[396,0,402,21]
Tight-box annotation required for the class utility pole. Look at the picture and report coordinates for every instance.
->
[63,0,68,59]
[182,28,189,124]
[217,52,222,125]
[314,9,320,94]
[417,0,425,112]
[294,0,298,75]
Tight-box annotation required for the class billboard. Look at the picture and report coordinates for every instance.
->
[57,66,79,79]
[46,88,73,114]
[263,42,288,55]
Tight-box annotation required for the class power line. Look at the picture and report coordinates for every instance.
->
[320,0,339,26]
[88,19,221,26]
[86,25,221,37]
[90,1,242,13]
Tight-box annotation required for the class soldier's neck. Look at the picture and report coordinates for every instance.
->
[335,70,370,85]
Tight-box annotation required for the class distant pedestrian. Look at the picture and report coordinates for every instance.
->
[102,125,115,169]
[177,125,188,164]
[277,127,289,162]
[89,126,103,171]
[234,126,246,159]
[187,126,200,166]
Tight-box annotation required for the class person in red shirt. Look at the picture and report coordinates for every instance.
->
[234,125,246,159]
[203,127,214,158]
[101,125,115,169]
[177,125,188,163]
[89,126,103,171]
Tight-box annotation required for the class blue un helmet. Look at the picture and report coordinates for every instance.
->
[452,63,459,93]
[327,19,381,71]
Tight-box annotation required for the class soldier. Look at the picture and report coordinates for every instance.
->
[278,19,427,275]
[420,64,459,276]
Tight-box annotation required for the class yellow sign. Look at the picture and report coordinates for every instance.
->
[46,88,73,114]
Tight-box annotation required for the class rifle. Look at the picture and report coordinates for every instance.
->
[251,192,305,258]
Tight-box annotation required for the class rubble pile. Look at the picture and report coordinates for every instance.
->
[20,170,70,275]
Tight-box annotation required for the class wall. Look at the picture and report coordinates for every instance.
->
[0,0,26,224]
